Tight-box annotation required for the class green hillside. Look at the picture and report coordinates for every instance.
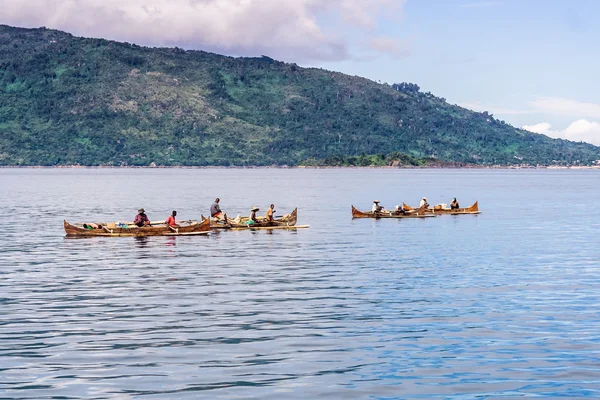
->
[0,25,598,166]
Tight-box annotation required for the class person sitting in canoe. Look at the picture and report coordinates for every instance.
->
[210,198,224,221]
[266,204,275,223]
[450,198,460,210]
[419,197,430,208]
[393,204,406,215]
[246,207,259,225]
[134,208,151,227]
[166,210,180,228]
[372,200,384,213]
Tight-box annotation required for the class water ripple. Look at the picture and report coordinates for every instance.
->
[1,168,599,399]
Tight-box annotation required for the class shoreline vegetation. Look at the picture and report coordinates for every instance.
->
[2,165,599,170]
[1,25,599,168]
[2,152,599,169]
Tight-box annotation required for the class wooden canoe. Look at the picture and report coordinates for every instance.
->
[231,224,310,231]
[203,208,305,230]
[351,204,435,219]
[201,213,232,230]
[64,218,211,237]
[403,201,481,215]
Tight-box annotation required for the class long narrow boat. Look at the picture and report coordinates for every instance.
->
[64,218,211,237]
[351,204,435,219]
[203,208,309,230]
[403,201,481,215]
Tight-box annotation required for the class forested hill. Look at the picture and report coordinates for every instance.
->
[1,25,599,167]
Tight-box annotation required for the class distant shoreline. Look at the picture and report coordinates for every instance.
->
[1,165,599,170]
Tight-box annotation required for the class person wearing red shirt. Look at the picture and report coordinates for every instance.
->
[166,210,179,227]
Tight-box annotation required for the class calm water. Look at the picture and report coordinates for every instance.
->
[1,168,599,399]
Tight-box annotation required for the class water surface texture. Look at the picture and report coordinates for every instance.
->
[1,168,599,399]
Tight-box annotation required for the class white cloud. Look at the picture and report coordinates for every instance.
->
[462,98,600,145]
[522,122,552,134]
[562,119,600,144]
[460,97,600,119]
[530,97,600,119]
[0,0,407,62]
[522,119,600,145]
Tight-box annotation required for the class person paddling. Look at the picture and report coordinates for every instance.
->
[166,210,180,228]
[419,197,430,208]
[134,208,151,227]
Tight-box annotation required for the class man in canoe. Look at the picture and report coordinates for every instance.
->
[393,204,406,215]
[266,204,275,223]
[166,210,179,228]
[210,198,224,221]
[419,197,430,208]
[450,198,460,210]
[246,206,259,225]
[372,200,384,213]
[134,208,151,227]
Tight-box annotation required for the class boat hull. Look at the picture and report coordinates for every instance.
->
[351,205,435,219]
[230,224,310,231]
[403,201,481,215]
[205,208,303,229]
[64,218,211,237]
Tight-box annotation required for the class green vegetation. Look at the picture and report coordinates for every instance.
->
[300,153,447,167]
[1,25,599,166]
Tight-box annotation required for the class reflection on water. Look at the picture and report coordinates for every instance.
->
[134,236,149,248]
[1,168,600,399]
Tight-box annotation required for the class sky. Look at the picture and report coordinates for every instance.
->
[1,0,599,145]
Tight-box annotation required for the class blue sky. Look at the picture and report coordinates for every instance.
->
[319,0,600,144]
[2,0,599,144]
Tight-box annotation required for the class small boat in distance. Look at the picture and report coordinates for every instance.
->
[351,204,435,219]
[203,208,309,230]
[64,218,211,237]
[402,201,481,215]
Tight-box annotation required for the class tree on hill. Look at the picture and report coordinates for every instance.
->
[0,24,598,166]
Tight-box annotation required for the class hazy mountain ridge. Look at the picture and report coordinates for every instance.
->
[1,24,598,166]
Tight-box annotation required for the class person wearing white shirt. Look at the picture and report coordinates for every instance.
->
[372,200,383,213]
